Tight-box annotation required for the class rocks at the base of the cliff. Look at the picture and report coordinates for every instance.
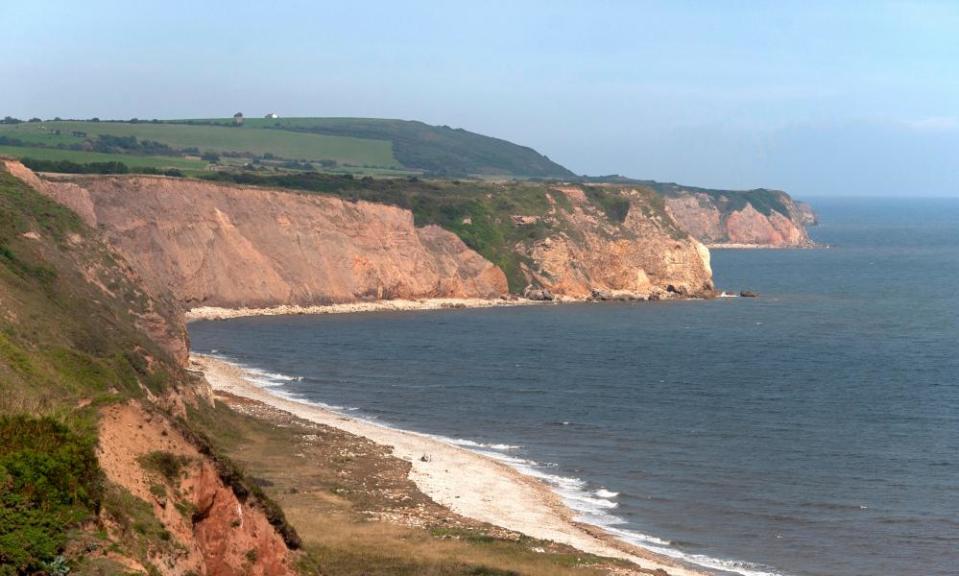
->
[524,287,555,301]
[589,288,645,302]
[739,290,758,298]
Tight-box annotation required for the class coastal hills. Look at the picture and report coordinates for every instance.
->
[0,119,815,575]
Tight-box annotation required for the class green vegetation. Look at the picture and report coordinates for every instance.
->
[0,145,204,172]
[138,451,191,483]
[0,416,102,575]
[583,186,630,223]
[0,117,574,178]
[20,158,185,177]
[623,178,792,218]
[0,170,183,413]
[0,120,398,168]
[229,117,575,178]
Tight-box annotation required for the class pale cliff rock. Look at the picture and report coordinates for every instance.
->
[521,187,714,299]
[664,189,815,247]
[30,172,508,308]
[11,162,715,308]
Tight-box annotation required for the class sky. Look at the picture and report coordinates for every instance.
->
[4,1,958,196]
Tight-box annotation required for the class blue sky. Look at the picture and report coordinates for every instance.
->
[4,1,958,196]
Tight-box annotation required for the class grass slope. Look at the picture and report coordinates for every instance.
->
[0,117,575,178]
[0,121,398,168]
[0,145,205,172]
[234,117,576,178]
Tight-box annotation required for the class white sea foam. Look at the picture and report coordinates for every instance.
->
[454,440,793,576]
[446,438,522,451]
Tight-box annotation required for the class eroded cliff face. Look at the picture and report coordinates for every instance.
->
[520,187,714,299]
[11,162,714,308]
[98,403,294,576]
[663,189,815,247]
[31,171,508,308]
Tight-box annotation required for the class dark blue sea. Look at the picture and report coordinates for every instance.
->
[189,198,959,576]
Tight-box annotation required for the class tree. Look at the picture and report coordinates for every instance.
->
[201,151,221,163]
[233,112,244,126]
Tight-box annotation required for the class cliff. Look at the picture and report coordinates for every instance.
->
[519,185,713,299]
[12,163,715,309]
[659,185,815,247]
[16,167,508,308]
[583,177,816,248]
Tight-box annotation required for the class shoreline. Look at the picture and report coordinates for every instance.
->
[185,292,714,323]
[706,242,821,249]
[191,353,709,576]
[185,297,544,322]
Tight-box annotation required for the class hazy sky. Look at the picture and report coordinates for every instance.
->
[4,1,958,196]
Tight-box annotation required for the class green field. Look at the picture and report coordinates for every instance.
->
[0,117,577,178]
[228,117,576,178]
[0,145,206,171]
[0,120,400,167]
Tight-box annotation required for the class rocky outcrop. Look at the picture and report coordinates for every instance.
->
[29,171,508,308]
[662,188,815,247]
[519,186,714,299]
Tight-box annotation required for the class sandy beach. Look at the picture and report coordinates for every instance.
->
[185,297,546,322]
[192,354,708,576]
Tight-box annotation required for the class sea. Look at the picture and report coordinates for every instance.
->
[189,198,959,576]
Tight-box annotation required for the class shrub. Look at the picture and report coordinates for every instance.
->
[138,451,191,483]
[0,415,102,574]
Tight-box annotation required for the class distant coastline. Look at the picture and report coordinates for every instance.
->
[185,298,541,322]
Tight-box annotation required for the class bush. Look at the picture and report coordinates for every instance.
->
[584,186,630,224]
[138,451,191,483]
[0,416,103,574]
[20,158,130,175]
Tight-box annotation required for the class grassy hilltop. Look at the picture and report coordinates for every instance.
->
[0,116,574,179]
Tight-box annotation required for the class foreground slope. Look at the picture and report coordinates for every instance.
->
[0,164,298,575]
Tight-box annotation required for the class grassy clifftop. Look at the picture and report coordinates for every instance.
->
[0,117,574,179]
[235,117,576,178]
